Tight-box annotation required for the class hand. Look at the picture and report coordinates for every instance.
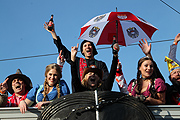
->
[71,43,79,62]
[174,33,180,43]
[35,102,44,110]
[43,22,55,33]
[19,100,28,114]
[57,50,65,66]
[117,61,122,69]
[113,43,120,53]
[0,78,8,93]
[138,38,151,56]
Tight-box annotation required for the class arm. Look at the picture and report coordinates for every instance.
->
[57,50,65,71]
[44,22,72,63]
[103,42,119,90]
[169,33,180,65]
[115,61,128,94]
[145,92,166,105]
[71,44,86,92]
[19,98,33,113]
[145,78,166,105]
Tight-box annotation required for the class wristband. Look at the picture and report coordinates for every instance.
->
[173,42,177,45]
[0,90,6,94]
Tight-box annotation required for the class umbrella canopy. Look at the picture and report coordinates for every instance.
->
[79,12,158,46]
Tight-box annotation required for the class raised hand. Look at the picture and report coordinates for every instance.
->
[43,22,55,33]
[71,43,79,62]
[174,33,180,43]
[0,78,9,93]
[57,50,65,66]
[138,38,152,58]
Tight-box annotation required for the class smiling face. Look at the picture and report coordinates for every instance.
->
[170,69,180,82]
[11,78,26,96]
[82,42,94,59]
[46,69,59,87]
[139,60,154,78]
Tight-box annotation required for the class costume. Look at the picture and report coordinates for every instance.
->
[71,55,118,92]
[6,90,28,107]
[165,44,180,105]
[127,78,166,97]
[54,36,109,92]
[26,80,70,103]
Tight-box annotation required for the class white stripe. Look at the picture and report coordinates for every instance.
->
[120,20,150,46]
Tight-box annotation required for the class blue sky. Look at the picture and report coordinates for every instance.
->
[0,0,180,94]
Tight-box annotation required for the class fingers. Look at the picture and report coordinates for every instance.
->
[76,43,79,49]
[3,78,9,84]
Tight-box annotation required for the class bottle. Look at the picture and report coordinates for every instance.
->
[48,14,54,31]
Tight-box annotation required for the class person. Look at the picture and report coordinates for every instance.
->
[126,38,166,105]
[0,69,32,107]
[70,40,119,91]
[19,63,70,113]
[127,56,166,105]
[43,20,109,92]
[165,33,180,105]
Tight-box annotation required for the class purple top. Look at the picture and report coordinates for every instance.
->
[127,78,167,97]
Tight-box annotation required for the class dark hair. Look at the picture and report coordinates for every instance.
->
[80,40,98,56]
[136,57,158,95]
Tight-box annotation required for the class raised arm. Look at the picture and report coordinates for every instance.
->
[103,41,119,91]
[169,33,180,65]
[43,21,72,63]
[71,44,86,92]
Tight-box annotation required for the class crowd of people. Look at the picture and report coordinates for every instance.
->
[0,17,179,114]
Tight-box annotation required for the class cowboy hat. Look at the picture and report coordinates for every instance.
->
[82,65,103,80]
[6,69,32,95]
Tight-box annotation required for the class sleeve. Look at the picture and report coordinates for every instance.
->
[155,78,167,93]
[103,55,118,91]
[71,60,86,92]
[127,79,135,93]
[53,36,71,63]
[115,62,128,94]
[60,80,70,96]
[26,84,40,102]
[169,44,180,65]
[99,61,109,82]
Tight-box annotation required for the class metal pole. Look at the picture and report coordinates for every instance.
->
[95,90,99,120]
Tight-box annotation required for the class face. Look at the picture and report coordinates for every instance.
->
[139,60,154,78]
[46,69,59,86]
[85,72,99,88]
[170,69,180,82]
[82,42,93,58]
[12,78,26,95]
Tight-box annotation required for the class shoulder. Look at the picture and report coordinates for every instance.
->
[60,80,68,86]
[129,79,137,85]
[155,78,165,84]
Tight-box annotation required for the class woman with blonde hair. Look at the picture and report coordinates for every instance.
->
[19,63,70,113]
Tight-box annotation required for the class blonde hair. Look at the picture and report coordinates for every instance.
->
[43,63,61,101]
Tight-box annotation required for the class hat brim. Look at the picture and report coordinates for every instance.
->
[82,68,103,80]
[6,74,32,95]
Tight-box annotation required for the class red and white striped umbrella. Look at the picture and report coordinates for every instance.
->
[79,12,158,46]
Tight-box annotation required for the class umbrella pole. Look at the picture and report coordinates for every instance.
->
[116,20,118,43]
[95,90,99,120]
[116,7,118,43]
